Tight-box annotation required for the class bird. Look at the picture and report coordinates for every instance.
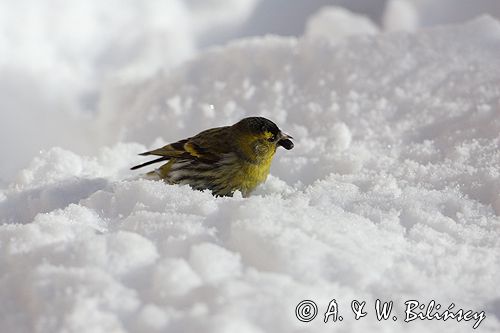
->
[131,116,294,197]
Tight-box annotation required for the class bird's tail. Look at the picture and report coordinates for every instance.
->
[130,159,175,181]
[130,156,169,170]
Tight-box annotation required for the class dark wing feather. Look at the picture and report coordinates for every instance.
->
[130,156,169,170]
[130,126,233,170]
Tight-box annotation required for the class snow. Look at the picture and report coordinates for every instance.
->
[1,4,500,333]
[305,7,379,42]
[383,0,420,32]
[0,0,258,182]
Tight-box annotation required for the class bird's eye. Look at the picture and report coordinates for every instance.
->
[267,135,275,142]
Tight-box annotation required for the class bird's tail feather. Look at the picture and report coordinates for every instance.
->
[130,156,169,170]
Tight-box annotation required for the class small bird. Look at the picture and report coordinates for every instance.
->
[131,116,294,197]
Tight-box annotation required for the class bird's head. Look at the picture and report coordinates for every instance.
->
[231,117,294,163]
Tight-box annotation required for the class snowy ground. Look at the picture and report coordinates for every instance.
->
[1,2,500,333]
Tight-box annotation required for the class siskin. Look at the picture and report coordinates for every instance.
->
[131,117,294,197]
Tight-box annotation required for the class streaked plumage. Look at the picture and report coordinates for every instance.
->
[131,117,294,197]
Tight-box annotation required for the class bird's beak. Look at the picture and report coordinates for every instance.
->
[278,132,294,150]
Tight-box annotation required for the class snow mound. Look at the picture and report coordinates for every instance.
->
[383,0,420,32]
[304,6,380,42]
[1,16,500,333]
[0,0,258,182]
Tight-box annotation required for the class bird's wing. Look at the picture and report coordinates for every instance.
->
[132,126,232,170]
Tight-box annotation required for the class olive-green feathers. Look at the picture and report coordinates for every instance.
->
[131,117,294,197]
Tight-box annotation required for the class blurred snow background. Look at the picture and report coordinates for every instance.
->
[1,1,500,332]
[2,0,500,182]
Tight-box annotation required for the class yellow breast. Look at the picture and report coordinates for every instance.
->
[233,149,275,196]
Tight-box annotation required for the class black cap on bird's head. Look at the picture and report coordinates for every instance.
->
[234,117,294,150]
